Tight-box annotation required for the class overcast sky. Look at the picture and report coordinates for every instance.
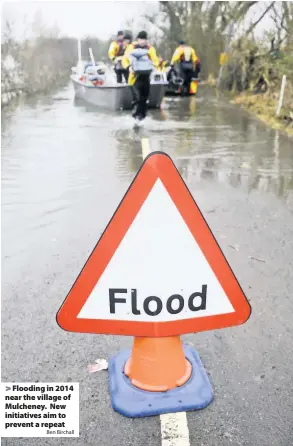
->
[2,1,157,40]
[2,1,279,41]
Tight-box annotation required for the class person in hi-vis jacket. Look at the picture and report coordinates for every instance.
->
[122,31,159,123]
[108,31,132,83]
[170,40,200,94]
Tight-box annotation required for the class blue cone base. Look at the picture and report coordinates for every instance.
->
[108,345,214,418]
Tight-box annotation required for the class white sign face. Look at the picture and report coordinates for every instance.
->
[77,179,235,322]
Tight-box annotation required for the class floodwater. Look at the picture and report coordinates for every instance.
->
[2,84,293,446]
[2,84,293,233]
[2,84,293,261]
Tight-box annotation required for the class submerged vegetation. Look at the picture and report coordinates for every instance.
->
[230,42,293,136]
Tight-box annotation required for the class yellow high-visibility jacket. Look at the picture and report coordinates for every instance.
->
[122,41,159,85]
[171,46,199,66]
[158,60,168,72]
[108,40,127,62]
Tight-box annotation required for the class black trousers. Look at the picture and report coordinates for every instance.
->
[131,74,150,120]
[180,66,193,87]
[115,68,129,84]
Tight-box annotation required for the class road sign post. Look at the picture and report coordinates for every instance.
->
[57,151,251,417]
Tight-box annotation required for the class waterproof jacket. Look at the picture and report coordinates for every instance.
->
[122,41,159,85]
[108,40,127,61]
[171,46,199,66]
[158,60,168,72]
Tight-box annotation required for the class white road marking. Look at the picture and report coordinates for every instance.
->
[160,413,190,446]
[141,137,151,159]
[140,138,191,446]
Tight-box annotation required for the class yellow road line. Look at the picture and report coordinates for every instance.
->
[141,138,151,160]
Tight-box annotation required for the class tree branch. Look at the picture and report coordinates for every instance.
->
[245,2,275,36]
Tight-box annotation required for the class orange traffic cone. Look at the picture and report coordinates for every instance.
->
[124,336,192,392]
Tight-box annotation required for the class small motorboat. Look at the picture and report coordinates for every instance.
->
[71,43,168,110]
[165,66,199,96]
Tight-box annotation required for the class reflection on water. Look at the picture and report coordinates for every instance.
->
[114,129,143,176]
[2,85,293,254]
[109,91,293,208]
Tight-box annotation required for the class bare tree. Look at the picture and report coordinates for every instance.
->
[144,0,289,81]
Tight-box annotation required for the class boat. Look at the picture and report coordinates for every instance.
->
[71,66,168,110]
[71,42,168,110]
[165,66,199,96]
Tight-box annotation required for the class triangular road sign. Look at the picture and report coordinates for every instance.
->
[57,152,251,337]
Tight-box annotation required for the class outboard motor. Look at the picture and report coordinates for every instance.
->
[170,67,183,85]
[172,73,183,86]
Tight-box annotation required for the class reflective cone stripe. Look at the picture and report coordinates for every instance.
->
[124,336,192,392]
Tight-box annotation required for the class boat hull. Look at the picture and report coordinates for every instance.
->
[71,74,167,110]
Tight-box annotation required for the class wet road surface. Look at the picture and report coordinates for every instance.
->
[2,85,293,445]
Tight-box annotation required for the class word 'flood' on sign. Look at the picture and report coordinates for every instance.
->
[57,152,251,337]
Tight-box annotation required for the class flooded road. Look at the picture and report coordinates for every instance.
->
[2,84,293,446]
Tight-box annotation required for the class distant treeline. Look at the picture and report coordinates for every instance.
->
[143,1,293,83]
[1,29,110,104]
